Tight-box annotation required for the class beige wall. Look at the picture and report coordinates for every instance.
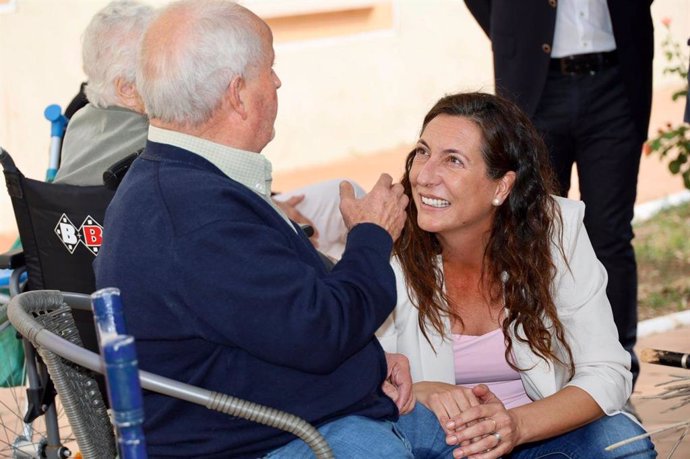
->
[0,0,688,236]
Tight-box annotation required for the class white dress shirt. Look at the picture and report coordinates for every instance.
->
[552,0,617,57]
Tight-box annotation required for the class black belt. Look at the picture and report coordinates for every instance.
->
[549,51,618,76]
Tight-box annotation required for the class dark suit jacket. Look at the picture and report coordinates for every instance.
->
[464,0,654,141]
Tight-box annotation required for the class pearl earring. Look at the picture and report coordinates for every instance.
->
[492,198,501,206]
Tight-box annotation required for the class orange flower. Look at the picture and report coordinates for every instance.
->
[643,142,652,156]
[661,17,672,27]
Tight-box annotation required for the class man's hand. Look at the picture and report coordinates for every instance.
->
[273,194,320,247]
[382,353,415,415]
[339,174,408,241]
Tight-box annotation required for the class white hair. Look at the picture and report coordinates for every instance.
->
[82,0,154,108]
[137,0,267,126]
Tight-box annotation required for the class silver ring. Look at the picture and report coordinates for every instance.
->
[493,432,502,444]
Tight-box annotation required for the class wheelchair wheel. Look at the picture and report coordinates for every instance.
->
[0,318,75,458]
[0,387,47,458]
[0,358,76,458]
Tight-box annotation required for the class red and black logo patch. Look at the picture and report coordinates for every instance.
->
[54,213,104,256]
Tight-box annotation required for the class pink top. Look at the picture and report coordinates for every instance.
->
[453,328,532,409]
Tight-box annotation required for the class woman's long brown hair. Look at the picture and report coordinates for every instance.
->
[394,92,574,376]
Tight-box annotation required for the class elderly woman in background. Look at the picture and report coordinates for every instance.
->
[377,92,656,458]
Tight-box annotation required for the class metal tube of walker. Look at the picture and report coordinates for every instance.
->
[43,104,67,182]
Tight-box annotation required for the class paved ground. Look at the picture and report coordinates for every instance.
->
[633,326,690,458]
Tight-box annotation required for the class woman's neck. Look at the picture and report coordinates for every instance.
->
[438,229,488,270]
[439,230,503,335]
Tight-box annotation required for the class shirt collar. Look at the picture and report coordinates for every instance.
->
[148,125,273,199]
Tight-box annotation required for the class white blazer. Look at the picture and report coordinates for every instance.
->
[377,196,632,415]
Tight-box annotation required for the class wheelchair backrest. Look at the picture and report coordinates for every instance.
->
[1,149,115,294]
[2,148,118,354]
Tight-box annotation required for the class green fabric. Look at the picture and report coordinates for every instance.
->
[0,307,25,387]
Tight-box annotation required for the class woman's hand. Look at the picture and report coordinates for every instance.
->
[413,381,482,436]
[446,384,519,458]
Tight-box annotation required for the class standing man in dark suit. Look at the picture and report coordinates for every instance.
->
[464,0,654,388]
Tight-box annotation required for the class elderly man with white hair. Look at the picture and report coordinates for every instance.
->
[54,0,152,185]
[95,1,458,458]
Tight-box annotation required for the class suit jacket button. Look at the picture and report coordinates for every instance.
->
[542,43,552,54]
[548,0,557,7]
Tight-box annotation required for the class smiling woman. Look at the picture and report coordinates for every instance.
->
[376,92,657,458]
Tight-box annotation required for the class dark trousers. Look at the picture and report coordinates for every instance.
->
[532,65,642,384]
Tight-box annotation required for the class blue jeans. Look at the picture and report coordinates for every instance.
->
[510,413,656,458]
[264,403,455,458]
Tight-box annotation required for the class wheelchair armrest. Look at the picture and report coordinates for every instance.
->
[0,248,25,270]
[102,149,143,190]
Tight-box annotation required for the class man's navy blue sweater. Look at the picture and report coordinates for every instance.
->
[94,141,398,458]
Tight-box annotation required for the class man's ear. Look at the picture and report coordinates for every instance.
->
[226,75,247,119]
[494,170,516,204]
[115,77,142,111]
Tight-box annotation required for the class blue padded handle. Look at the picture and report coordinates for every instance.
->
[92,287,128,346]
[103,335,148,459]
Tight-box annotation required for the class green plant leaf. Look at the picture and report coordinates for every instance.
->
[649,138,662,150]
[669,159,681,174]
[672,90,689,100]
[654,21,690,190]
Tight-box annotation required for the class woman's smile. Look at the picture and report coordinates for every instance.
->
[419,194,451,208]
